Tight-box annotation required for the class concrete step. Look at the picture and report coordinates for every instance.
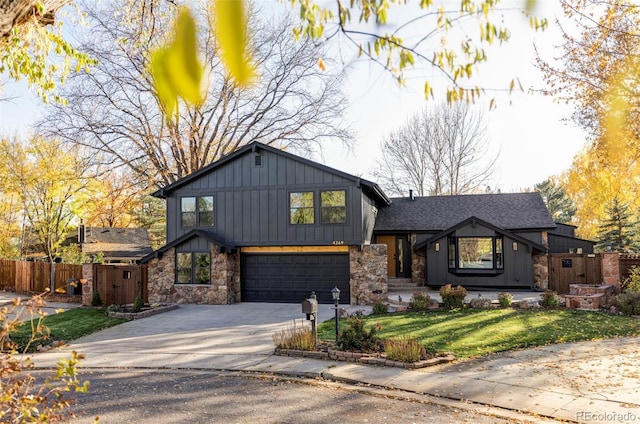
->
[387,278,416,291]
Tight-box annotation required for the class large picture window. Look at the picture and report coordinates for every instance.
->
[290,191,314,224]
[176,252,211,284]
[321,190,347,224]
[448,236,504,271]
[181,196,214,227]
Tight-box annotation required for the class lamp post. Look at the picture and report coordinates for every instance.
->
[331,286,340,341]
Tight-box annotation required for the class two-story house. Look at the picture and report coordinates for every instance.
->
[143,142,565,305]
[142,142,391,305]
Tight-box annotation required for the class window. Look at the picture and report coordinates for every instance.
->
[181,196,214,227]
[321,190,347,224]
[290,192,314,224]
[448,236,504,271]
[176,252,211,284]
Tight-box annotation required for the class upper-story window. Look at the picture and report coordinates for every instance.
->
[290,191,314,224]
[321,190,347,224]
[181,196,214,227]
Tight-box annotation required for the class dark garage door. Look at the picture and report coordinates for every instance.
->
[241,253,350,303]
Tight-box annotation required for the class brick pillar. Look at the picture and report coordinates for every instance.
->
[81,264,94,306]
[601,252,621,286]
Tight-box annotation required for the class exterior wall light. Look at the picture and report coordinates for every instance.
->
[512,242,518,251]
[435,242,440,252]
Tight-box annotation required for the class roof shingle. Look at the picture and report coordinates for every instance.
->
[374,192,556,232]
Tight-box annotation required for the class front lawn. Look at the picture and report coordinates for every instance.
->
[8,308,127,353]
[317,309,640,358]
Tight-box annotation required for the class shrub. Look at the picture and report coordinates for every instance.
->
[540,290,562,308]
[132,295,144,313]
[409,292,430,311]
[106,304,122,314]
[439,284,467,310]
[383,336,427,363]
[610,292,640,316]
[622,266,640,292]
[272,320,316,351]
[497,292,514,307]
[91,290,102,307]
[336,317,382,352]
[469,295,492,309]
[372,302,388,315]
[1,295,90,421]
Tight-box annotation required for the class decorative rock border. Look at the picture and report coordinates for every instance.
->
[107,304,179,319]
[274,347,455,370]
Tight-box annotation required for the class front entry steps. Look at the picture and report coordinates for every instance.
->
[564,284,617,310]
[387,278,420,292]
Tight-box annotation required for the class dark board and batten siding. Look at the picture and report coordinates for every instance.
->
[165,149,366,246]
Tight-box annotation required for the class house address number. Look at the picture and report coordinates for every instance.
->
[332,240,345,245]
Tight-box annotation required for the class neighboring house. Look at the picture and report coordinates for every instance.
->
[142,142,585,304]
[78,226,154,263]
[142,142,391,305]
[373,193,557,290]
[548,222,595,254]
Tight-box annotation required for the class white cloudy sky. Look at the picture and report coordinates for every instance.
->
[0,0,587,192]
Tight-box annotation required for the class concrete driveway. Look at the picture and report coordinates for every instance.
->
[31,302,361,371]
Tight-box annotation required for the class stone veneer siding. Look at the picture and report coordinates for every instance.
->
[81,264,94,306]
[349,244,388,305]
[601,251,621,286]
[147,246,240,304]
[533,231,550,290]
[410,234,425,285]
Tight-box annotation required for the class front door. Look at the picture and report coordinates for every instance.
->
[377,235,411,278]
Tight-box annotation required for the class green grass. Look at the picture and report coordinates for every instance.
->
[317,309,640,358]
[9,308,128,353]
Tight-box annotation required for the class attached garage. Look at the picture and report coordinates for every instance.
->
[240,253,350,303]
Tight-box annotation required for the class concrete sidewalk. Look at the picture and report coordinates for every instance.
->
[20,301,640,424]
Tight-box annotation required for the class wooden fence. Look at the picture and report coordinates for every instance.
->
[548,253,602,295]
[93,264,148,306]
[0,259,83,294]
[619,254,640,283]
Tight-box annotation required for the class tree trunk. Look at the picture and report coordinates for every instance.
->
[0,0,69,36]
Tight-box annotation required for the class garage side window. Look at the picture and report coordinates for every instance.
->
[290,192,314,224]
[176,252,211,284]
[321,190,346,224]
[181,196,214,227]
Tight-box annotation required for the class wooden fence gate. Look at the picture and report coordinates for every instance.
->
[94,265,148,306]
[549,253,603,294]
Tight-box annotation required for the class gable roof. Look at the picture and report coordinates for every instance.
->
[414,216,547,252]
[374,192,556,232]
[140,229,236,263]
[81,227,153,260]
[151,141,391,206]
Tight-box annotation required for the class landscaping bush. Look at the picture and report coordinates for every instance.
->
[622,266,640,292]
[469,295,492,309]
[409,292,430,311]
[497,292,514,307]
[439,284,467,310]
[106,304,122,314]
[91,290,102,307]
[272,320,316,351]
[610,292,640,316]
[540,290,562,308]
[336,317,382,352]
[372,302,389,315]
[383,336,426,363]
[132,295,144,313]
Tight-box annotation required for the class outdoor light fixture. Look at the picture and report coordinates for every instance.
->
[331,286,340,341]
[512,242,518,251]
[435,242,440,252]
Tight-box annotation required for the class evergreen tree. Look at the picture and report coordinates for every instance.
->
[534,179,577,224]
[596,197,638,252]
